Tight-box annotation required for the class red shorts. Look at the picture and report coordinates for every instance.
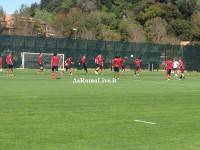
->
[65,65,71,70]
[166,69,171,75]
[135,66,140,71]
[96,64,103,70]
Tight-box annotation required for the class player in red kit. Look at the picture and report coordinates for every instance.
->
[0,55,2,71]
[165,57,173,80]
[112,56,121,78]
[6,52,14,76]
[95,54,103,75]
[134,57,142,76]
[51,53,60,79]
[179,58,185,79]
[64,57,73,75]
[79,55,88,73]
[37,53,43,74]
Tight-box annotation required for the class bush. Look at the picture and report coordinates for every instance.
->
[136,4,165,24]
[169,19,192,40]
[176,0,197,17]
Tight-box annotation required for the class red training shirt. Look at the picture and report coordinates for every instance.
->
[179,59,185,70]
[134,59,142,67]
[65,57,73,67]
[0,57,2,67]
[120,58,125,66]
[112,58,121,67]
[95,55,103,65]
[51,56,60,67]
[6,54,13,65]
[38,54,43,65]
[81,56,86,64]
[165,60,173,70]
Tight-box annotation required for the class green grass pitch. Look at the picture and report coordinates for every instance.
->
[0,69,200,150]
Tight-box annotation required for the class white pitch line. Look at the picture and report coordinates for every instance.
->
[21,96,39,99]
[134,120,156,125]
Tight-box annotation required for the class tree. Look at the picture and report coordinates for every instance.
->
[33,23,46,37]
[54,8,88,38]
[1,0,199,43]
[98,24,121,41]
[176,0,197,17]
[136,4,165,24]
[14,3,40,17]
[169,19,192,40]
[191,12,200,40]
[40,0,62,12]
[54,0,77,13]
[0,6,5,34]
[155,0,168,3]
[15,4,31,16]
[118,19,146,42]
[29,3,40,17]
[144,17,168,42]
[133,0,151,14]
[161,4,182,21]
[40,0,52,9]
[77,0,97,12]
[98,11,119,30]
[34,9,56,25]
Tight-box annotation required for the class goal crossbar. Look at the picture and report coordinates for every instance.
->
[21,52,65,70]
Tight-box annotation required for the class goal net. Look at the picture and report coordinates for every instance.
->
[21,52,64,70]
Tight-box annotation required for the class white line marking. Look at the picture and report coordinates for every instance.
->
[21,96,39,99]
[134,120,156,125]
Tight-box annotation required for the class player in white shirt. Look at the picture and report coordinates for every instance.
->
[173,59,179,77]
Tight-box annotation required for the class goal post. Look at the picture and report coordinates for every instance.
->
[21,52,65,70]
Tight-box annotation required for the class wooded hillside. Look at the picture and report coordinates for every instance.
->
[0,0,200,44]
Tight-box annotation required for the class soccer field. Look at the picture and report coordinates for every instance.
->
[0,69,200,150]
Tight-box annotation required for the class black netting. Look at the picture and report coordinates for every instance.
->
[0,35,199,71]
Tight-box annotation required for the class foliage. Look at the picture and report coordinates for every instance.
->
[191,12,200,40]
[33,23,46,37]
[34,9,56,26]
[144,17,168,42]
[0,6,5,33]
[77,0,98,12]
[176,0,197,17]
[136,4,165,24]
[98,11,119,30]
[98,25,122,41]
[40,0,61,12]
[169,19,192,40]
[15,4,32,17]
[161,4,182,21]
[29,3,40,17]
[118,19,146,42]
[54,8,88,38]
[1,0,200,43]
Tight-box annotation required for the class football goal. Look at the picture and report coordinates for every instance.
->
[21,52,64,70]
